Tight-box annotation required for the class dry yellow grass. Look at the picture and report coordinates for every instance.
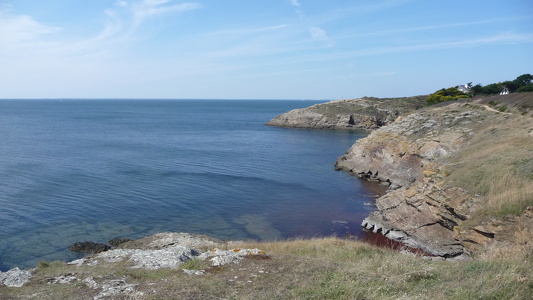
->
[1,237,531,300]
[445,111,533,220]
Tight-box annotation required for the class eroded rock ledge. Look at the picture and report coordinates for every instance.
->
[266,96,426,130]
[335,100,533,258]
[1,232,267,295]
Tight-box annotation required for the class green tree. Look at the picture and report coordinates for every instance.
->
[426,87,470,103]
[481,83,501,95]
[513,74,533,87]
[470,84,483,96]
[517,83,533,92]
[500,81,518,93]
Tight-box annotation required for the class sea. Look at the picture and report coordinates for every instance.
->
[0,99,385,271]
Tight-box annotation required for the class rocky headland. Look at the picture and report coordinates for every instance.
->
[266,96,426,130]
[336,94,533,257]
[269,93,533,258]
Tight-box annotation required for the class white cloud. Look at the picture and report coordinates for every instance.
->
[0,0,203,64]
[310,26,326,39]
[115,1,128,7]
[131,1,202,26]
[0,6,61,49]
[290,0,301,7]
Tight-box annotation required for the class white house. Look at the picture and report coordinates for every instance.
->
[456,82,472,93]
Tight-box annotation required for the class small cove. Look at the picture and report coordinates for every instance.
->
[0,99,385,271]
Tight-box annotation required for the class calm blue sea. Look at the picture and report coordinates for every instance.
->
[0,99,383,271]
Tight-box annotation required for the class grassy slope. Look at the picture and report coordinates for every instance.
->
[1,237,531,300]
[444,93,533,221]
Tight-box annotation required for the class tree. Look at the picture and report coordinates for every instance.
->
[500,81,518,93]
[517,83,533,92]
[470,84,484,96]
[513,74,533,87]
[481,83,501,95]
[426,87,470,103]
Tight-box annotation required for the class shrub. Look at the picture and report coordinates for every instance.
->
[426,87,470,103]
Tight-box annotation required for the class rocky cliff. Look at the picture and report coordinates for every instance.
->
[335,96,533,258]
[266,96,426,130]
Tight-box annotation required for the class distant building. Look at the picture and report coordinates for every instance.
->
[456,82,472,93]
[500,86,509,95]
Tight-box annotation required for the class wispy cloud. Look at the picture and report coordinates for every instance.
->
[207,24,288,37]
[0,0,202,55]
[337,16,533,39]
[290,0,301,7]
[310,26,326,39]
[309,26,335,47]
[284,31,533,66]
[130,0,202,27]
[0,5,61,49]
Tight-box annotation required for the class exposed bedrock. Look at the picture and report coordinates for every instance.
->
[334,107,472,189]
[360,178,476,258]
[335,101,533,257]
[266,96,426,130]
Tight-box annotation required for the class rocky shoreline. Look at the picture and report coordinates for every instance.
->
[269,94,533,258]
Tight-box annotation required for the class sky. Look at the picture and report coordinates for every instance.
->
[1,0,532,99]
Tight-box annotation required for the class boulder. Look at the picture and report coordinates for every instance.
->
[68,241,110,253]
[0,267,33,287]
[108,237,132,247]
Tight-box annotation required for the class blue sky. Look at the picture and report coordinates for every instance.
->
[1,0,532,99]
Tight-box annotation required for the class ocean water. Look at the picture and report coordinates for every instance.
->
[0,99,384,271]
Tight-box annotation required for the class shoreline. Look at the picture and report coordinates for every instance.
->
[266,93,533,258]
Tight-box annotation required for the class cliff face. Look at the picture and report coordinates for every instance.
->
[335,99,533,257]
[266,96,426,130]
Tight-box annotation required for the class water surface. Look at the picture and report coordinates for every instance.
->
[0,99,382,271]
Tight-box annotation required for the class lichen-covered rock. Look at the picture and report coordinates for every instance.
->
[199,248,267,267]
[68,232,267,271]
[117,232,221,250]
[83,276,141,300]
[0,267,33,287]
[95,246,199,269]
[266,96,425,130]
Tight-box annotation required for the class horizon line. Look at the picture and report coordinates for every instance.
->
[0,98,335,101]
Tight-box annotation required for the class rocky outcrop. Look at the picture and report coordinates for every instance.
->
[68,241,111,253]
[266,96,426,130]
[335,100,533,257]
[360,175,478,258]
[69,232,265,270]
[335,106,479,189]
[0,267,33,287]
[5,232,266,290]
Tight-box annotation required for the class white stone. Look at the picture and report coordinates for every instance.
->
[0,268,33,287]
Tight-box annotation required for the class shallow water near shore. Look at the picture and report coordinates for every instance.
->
[0,99,384,271]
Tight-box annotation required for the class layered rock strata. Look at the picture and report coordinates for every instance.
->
[266,96,425,130]
[335,101,533,257]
